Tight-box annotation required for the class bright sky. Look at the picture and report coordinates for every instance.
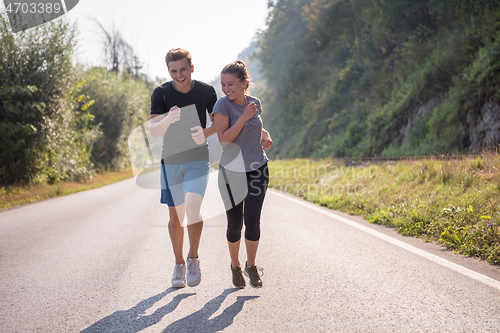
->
[1,0,270,82]
[62,0,270,83]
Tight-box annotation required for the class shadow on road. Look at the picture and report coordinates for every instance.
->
[162,288,259,333]
[80,288,194,333]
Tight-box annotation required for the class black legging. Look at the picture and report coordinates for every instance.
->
[219,163,269,243]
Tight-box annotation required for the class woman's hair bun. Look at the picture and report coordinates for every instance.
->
[234,60,246,68]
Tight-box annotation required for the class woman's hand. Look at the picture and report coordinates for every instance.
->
[242,102,259,121]
[261,129,273,149]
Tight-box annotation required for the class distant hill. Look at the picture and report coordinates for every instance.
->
[257,0,500,159]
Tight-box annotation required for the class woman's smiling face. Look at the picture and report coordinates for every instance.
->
[221,73,247,103]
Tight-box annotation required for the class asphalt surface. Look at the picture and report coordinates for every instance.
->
[1,171,500,332]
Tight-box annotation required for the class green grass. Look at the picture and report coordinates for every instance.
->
[268,153,500,265]
[0,169,134,211]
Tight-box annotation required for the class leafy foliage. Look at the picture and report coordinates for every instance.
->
[76,22,153,172]
[0,14,97,185]
[0,14,152,186]
[75,67,151,171]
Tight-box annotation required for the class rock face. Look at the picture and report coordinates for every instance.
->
[395,97,500,152]
[467,99,500,151]
[398,98,441,147]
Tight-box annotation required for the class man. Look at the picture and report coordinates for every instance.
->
[149,48,217,288]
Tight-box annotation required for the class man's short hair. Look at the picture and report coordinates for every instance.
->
[166,48,192,68]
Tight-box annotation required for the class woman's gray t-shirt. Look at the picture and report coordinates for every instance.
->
[213,95,268,172]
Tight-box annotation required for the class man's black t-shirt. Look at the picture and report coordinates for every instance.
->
[150,80,217,164]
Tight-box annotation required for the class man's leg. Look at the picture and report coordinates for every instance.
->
[181,161,209,287]
[184,192,204,287]
[185,192,204,258]
[162,163,190,287]
[169,204,188,288]
[183,161,209,257]
[168,204,186,265]
[161,163,186,265]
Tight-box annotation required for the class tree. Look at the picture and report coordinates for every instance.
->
[93,20,143,78]
[75,67,151,171]
[0,14,95,185]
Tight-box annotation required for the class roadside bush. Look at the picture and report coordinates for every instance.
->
[0,14,96,185]
[75,67,151,171]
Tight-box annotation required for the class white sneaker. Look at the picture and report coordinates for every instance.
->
[172,263,186,288]
[186,257,201,287]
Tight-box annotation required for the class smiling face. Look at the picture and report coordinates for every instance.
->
[221,73,248,105]
[168,58,194,93]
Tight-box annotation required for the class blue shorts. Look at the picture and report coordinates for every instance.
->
[160,160,210,207]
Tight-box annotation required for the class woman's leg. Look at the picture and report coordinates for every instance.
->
[226,200,244,267]
[219,166,245,267]
[243,164,269,266]
[228,239,241,268]
[245,239,259,267]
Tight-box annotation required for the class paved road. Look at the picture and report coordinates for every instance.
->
[1,171,500,332]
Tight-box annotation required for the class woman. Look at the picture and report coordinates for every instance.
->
[213,60,272,288]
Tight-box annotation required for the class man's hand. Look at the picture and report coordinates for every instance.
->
[148,106,181,138]
[191,126,206,145]
[166,106,181,124]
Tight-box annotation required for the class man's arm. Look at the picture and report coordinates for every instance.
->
[149,106,181,138]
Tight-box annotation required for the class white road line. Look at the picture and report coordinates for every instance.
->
[270,190,500,292]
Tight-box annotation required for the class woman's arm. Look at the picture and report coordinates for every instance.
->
[213,102,259,147]
[261,128,273,149]
[203,113,217,138]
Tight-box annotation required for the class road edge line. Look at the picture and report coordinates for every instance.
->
[270,190,500,292]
